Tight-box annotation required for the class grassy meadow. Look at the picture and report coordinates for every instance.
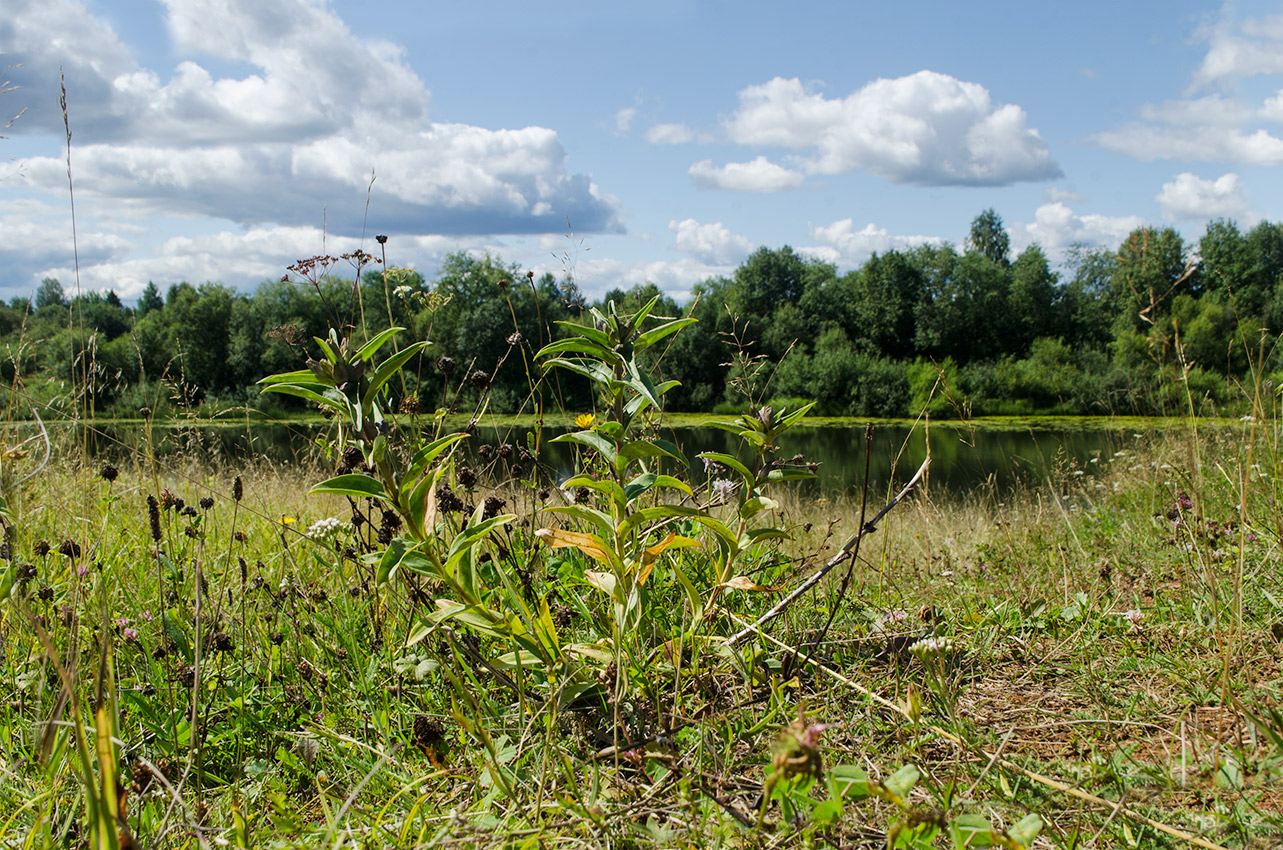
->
[0,405,1281,849]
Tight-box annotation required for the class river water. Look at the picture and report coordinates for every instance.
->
[69,416,1147,499]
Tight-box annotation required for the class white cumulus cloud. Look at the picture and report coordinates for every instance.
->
[669,219,756,265]
[2,0,620,237]
[1094,12,1283,166]
[1192,12,1283,88]
[1156,172,1255,223]
[688,156,805,192]
[721,72,1060,186]
[803,220,940,266]
[1008,202,1146,257]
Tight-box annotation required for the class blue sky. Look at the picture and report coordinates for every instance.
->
[3,0,1282,303]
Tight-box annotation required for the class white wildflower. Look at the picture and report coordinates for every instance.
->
[910,636,955,656]
[307,516,344,542]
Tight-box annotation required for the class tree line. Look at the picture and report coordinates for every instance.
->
[6,210,1281,420]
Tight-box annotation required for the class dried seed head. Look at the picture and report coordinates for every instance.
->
[506,332,523,346]
[147,495,162,542]
[199,497,214,510]
[99,464,118,482]
[399,395,422,415]
[481,496,506,520]
[33,539,50,557]
[58,540,81,559]
[436,356,456,375]
[469,370,491,390]
[232,476,243,502]
[456,466,477,488]
[375,234,388,245]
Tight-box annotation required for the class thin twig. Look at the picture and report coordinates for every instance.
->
[725,457,930,647]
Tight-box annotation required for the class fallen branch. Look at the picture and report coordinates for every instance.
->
[725,457,930,647]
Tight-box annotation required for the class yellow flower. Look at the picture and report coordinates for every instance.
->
[574,413,596,430]
[280,515,296,526]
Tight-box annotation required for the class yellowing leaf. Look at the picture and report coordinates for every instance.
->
[535,527,611,562]
[637,532,700,586]
[584,570,618,597]
[716,575,780,592]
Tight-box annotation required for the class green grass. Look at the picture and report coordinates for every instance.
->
[0,416,1281,848]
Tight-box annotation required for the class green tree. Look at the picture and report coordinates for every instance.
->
[846,250,923,359]
[137,282,163,316]
[1110,226,1191,332]
[966,208,1011,267]
[35,277,66,310]
[1008,245,1058,354]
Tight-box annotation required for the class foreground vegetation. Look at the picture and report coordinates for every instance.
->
[2,394,1283,846]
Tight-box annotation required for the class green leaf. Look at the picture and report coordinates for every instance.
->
[778,402,816,429]
[1003,814,1042,849]
[353,327,404,361]
[362,340,431,406]
[400,433,470,504]
[376,538,409,584]
[827,765,870,801]
[258,383,344,409]
[738,494,779,520]
[949,814,995,848]
[880,764,920,808]
[624,472,659,502]
[551,430,618,466]
[548,319,614,349]
[540,358,621,388]
[0,561,14,602]
[617,439,685,472]
[535,337,619,363]
[634,317,697,351]
[310,474,391,503]
[258,368,321,385]
[544,502,619,537]
[625,473,691,502]
[162,609,192,661]
[696,451,753,482]
[811,798,843,827]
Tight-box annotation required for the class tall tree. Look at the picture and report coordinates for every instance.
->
[137,281,164,316]
[35,277,66,310]
[1008,244,1058,353]
[966,208,1011,267]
